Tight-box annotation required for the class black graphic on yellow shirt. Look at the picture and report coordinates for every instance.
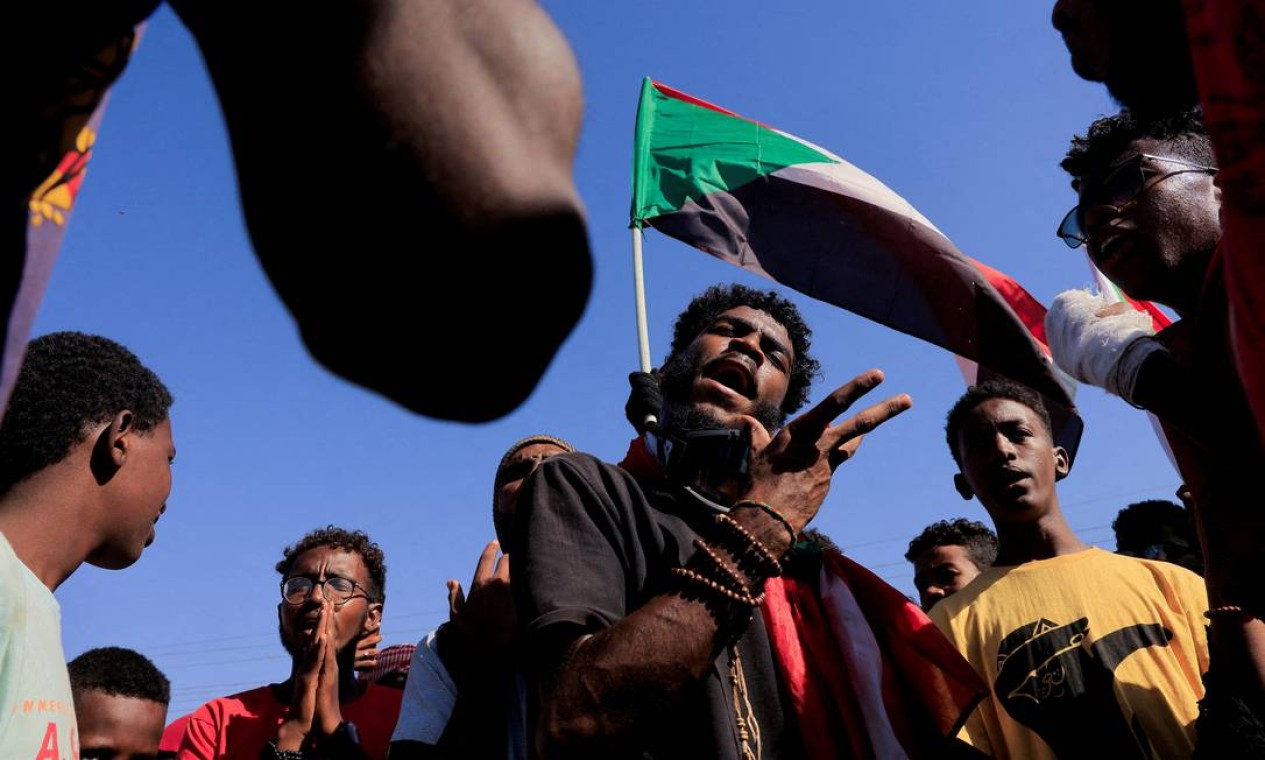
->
[993,617,1171,759]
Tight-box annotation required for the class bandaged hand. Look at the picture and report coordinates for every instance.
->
[1045,289,1162,405]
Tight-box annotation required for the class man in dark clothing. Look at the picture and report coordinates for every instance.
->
[512,283,912,759]
[1045,107,1265,756]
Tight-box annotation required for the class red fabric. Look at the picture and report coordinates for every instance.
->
[763,551,987,759]
[617,435,664,480]
[1184,0,1265,448]
[176,683,402,759]
[618,437,987,755]
[367,642,416,683]
[159,713,191,752]
[970,257,1051,352]
[764,575,869,759]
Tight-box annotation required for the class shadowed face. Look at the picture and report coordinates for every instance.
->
[91,418,176,571]
[278,546,381,657]
[1050,0,1196,113]
[913,544,984,611]
[659,306,793,433]
[75,689,167,760]
[1078,138,1219,309]
[954,399,1069,524]
[493,441,571,549]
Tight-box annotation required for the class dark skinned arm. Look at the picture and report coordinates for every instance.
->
[529,372,911,756]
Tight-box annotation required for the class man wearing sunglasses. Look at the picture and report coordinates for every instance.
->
[176,526,401,758]
[1046,107,1265,755]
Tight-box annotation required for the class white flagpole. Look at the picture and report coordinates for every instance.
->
[632,226,657,430]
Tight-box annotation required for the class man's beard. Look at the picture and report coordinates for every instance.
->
[658,347,785,434]
[1104,3,1199,117]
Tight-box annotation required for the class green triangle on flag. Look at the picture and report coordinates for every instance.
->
[631,78,839,228]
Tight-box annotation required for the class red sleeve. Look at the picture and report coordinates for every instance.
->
[176,702,222,760]
[1184,0,1265,444]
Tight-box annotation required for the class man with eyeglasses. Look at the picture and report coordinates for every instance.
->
[1045,107,1265,755]
[1050,0,1265,458]
[177,526,401,759]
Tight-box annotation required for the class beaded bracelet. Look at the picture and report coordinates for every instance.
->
[265,742,305,760]
[732,499,798,545]
[692,538,752,593]
[714,513,783,577]
[670,566,765,607]
[1204,604,1252,620]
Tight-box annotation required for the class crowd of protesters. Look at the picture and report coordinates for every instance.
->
[6,0,1265,757]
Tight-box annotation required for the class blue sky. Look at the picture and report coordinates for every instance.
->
[42,1,1180,720]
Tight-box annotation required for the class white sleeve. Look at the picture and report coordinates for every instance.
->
[391,628,459,743]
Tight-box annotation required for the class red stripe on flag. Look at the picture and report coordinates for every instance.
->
[650,81,779,130]
[970,257,1051,352]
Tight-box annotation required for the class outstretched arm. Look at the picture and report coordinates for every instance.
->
[521,372,911,757]
[168,0,592,422]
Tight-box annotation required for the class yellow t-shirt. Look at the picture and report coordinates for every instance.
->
[929,548,1208,760]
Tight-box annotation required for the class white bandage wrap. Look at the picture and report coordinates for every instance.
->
[1045,289,1160,403]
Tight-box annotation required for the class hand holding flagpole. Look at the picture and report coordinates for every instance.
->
[631,226,657,431]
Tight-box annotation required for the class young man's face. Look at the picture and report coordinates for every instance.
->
[278,546,381,657]
[912,544,984,612]
[93,418,177,570]
[75,689,167,760]
[954,399,1069,525]
[1077,138,1220,309]
[660,306,793,432]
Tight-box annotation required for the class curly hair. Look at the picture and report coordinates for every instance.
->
[667,284,820,414]
[905,518,999,569]
[1112,499,1195,553]
[276,526,387,603]
[1060,107,1214,185]
[944,379,1053,466]
[0,332,173,496]
[68,646,170,704]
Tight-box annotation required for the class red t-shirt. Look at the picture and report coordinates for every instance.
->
[176,682,402,759]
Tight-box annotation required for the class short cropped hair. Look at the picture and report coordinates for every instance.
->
[1061,107,1214,186]
[1112,499,1195,552]
[944,379,1053,466]
[668,284,820,414]
[68,646,170,704]
[276,526,387,604]
[0,332,173,495]
[905,518,999,569]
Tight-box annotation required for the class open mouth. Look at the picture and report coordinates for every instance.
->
[1097,233,1133,265]
[993,469,1030,490]
[702,357,756,399]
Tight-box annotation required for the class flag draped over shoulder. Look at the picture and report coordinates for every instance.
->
[763,551,988,759]
[631,78,1083,457]
[618,437,988,759]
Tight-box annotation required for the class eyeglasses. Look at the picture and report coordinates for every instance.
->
[1056,153,1217,248]
[281,575,373,606]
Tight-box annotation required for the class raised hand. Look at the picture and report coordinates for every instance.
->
[737,369,912,541]
[277,601,327,750]
[353,618,382,675]
[314,600,345,737]
[449,541,516,653]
